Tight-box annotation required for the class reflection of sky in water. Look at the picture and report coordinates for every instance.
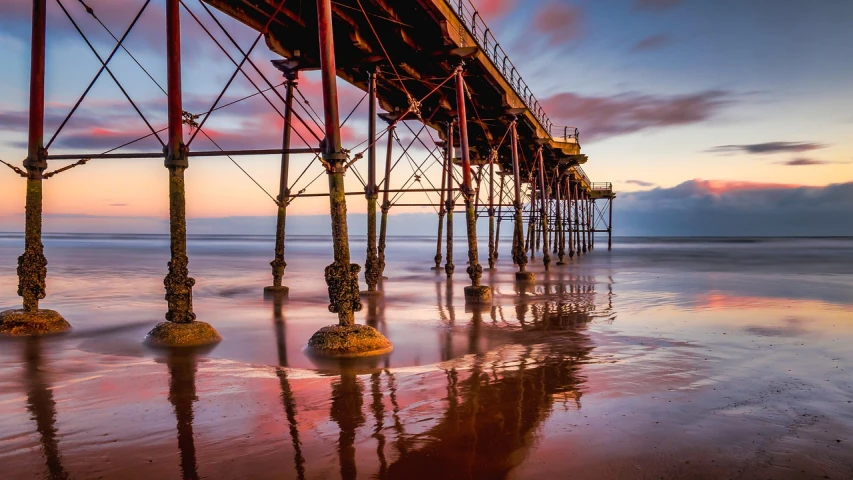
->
[0,235,851,479]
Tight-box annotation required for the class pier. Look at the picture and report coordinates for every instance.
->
[0,0,615,353]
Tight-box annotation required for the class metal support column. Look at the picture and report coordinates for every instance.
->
[1,0,71,336]
[433,139,448,271]
[510,120,532,282]
[444,121,455,277]
[555,176,565,265]
[567,178,574,258]
[455,67,489,302]
[318,0,360,325]
[536,148,550,271]
[266,65,297,296]
[495,174,505,261]
[580,190,589,253]
[608,196,613,251]
[487,151,496,269]
[145,0,220,346]
[362,69,380,294]
[378,122,395,281]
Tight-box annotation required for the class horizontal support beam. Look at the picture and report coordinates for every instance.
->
[46,148,319,160]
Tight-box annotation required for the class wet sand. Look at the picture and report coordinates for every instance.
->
[0,235,851,479]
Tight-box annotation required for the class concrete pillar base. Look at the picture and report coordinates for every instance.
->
[263,285,290,298]
[0,309,70,336]
[515,271,536,283]
[359,290,383,298]
[306,324,393,358]
[463,285,492,304]
[144,321,222,348]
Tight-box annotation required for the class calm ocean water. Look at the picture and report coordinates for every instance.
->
[0,233,851,478]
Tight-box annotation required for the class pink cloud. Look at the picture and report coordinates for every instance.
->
[689,179,801,195]
[532,2,583,45]
[476,0,516,20]
[543,90,730,142]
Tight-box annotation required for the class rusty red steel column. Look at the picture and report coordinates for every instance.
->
[527,179,536,259]
[433,136,449,271]
[1,0,72,335]
[494,173,505,261]
[555,174,566,265]
[581,190,589,253]
[362,68,381,295]
[307,0,391,357]
[266,66,297,297]
[317,0,360,324]
[589,198,595,250]
[608,196,613,251]
[567,177,575,258]
[536,147,551,271]
[377,121,395,280]
[455,66,490,303]
[145,0,220,346]
[487,148,496,269]
[510,119,533,282]
[573,181,581,256]
[444,121,455,277]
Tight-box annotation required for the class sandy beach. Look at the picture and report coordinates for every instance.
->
[0,234,851,479]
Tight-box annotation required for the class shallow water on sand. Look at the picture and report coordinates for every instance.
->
[0,234,851,479]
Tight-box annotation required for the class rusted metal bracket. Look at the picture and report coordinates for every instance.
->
[1,160,28,178]
[42,158,90,179]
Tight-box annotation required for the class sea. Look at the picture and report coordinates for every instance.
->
[0,233,851,479]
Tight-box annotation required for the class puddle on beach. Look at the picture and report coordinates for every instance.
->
[1,235,852,479]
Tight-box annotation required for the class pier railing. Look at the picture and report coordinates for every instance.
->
[573,165,590,186]
[449,0,553,133]
[549,126,579,143]
[591,182,613,192]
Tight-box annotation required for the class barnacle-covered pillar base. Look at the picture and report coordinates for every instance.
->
[0,309,70,336]
[463,285,492,304]
[306,324,393,358]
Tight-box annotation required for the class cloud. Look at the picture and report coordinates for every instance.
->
[779,158,832,166]
[709,141,826,155]
[532,2,583,46]
[632,34,672,52]
[613,180,853,236]
[625,179,655,187]
[0,81,372,154]
[635,0,682,11]
[476,0,516,20]
[542,90,730,142]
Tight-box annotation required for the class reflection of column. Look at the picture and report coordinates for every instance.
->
[330,369,365,480]
[468,306,483,355]
[24,338,69,480]
[167,351,200,480]
[272,298,306,479]
[442,280,456,361]
[370,373,388,479]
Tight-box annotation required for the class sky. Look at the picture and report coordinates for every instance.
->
[0,0,851,235]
